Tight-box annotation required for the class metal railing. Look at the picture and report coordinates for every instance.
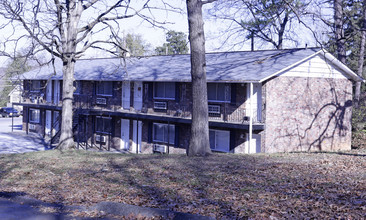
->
[23,94,263,125]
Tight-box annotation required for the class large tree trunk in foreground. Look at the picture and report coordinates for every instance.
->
[57,0,82,149]
[186,0,211,156]
[355,0,366,106]
[58,59,76,149]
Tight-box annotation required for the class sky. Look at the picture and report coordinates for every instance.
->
[0,0,330,67]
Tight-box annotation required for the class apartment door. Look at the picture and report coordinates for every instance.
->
[133,82,142,111]
[53,80,60,105]
[122,81,130,110]
[45,110,52,136]
[46,81,52,103]
[121,119,130,150]
[132,120,142,154]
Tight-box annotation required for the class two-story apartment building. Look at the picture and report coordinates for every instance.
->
[16,48,363,153]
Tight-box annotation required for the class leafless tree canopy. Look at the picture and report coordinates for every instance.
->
[0,0,175,149]
[0,0,174,63]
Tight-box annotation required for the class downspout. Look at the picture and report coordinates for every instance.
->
[249,82,253,154]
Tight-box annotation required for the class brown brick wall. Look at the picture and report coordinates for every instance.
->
[75,81,122,111]
[140,121,187,154]
[263,76,353,152]
[142,82,247,123]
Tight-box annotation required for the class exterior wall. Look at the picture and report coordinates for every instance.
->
[140,121,187,154]
[263,76,353,152]
[19,80,259,154]
[142,82,248,123]
[74,81,122,111]
[22,107,44,134]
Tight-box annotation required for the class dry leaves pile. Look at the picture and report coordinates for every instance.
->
[0,149,365,219]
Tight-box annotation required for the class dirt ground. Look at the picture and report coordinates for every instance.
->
[0,149,365,219]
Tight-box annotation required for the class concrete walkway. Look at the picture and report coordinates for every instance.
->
[0,131,50,154]
[0,116,49,154]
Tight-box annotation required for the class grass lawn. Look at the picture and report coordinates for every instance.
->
[0,149,365,219]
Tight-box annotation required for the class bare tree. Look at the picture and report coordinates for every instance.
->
[0,0,168,149]
[334,0,346,63]
[355,0,366,104]
[208,0,310,50]
[186,0,215,156]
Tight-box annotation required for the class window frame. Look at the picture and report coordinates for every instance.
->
[95,116,112,134]
[207,83,231,103]
[96,81,113,96]
[152,123,175,145]
[209,129,230,152]
[30,80,41,92]
[153,82,175,100]
[29,108,40,123]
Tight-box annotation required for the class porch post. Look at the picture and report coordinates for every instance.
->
[249,82,253,154]
[11,103,14,132]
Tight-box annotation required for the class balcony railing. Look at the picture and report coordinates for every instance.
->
[21,94,263,124]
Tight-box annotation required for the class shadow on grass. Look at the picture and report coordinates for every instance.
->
[106,154,251,219]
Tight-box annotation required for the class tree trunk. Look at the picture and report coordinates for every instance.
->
[58,60,75,149]
[355,0,366,105]
[186,0,211,156]
[57,0,82,149]
[334,0,346,64]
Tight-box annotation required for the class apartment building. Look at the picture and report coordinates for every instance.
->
[16,48,363,153]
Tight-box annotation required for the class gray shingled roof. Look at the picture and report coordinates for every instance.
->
[21,48,322,82]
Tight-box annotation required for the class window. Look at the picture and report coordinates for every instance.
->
[154,82,175,99]
[153,123,175,144]
[207,83,230,102]
[209,129,230,152]
[96,81,113,96]
[29,109,40,123]
[30,80,41,92]
[95,116,112,134]
[74,81,81,94]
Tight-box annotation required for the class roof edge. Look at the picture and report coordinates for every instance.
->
[320,49,364,82]
[259,49,322,83]
[259,48,364,83]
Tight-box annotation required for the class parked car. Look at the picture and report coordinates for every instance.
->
[0,107,20,117]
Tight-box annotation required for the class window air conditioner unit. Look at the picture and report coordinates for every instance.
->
[29,124,36,130]
[95,135,106,143]
[153,144,167,153]
[153,101,167,110]
[96,98,107,105]
[208,105,220,114]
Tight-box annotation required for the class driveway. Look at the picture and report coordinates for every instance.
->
[0,116,49,154]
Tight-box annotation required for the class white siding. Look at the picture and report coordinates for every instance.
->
[280,55,349,79]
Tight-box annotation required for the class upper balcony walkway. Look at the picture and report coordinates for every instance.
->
[15,94,265,131]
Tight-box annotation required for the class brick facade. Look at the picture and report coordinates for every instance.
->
[263,76,353,152]
[19,64,356,154]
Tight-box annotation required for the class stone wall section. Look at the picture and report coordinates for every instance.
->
[264,76,353,152]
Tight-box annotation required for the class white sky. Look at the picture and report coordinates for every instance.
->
[0,0,329,67]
